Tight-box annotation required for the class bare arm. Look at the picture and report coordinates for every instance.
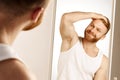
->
[94,55,109,80]
[60,11,106,51]
[60,12,93,40]
[0,59,36,80]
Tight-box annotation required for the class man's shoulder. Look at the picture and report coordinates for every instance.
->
[102,54,108,61]
[101,54,108,68]
[0,59,36,80]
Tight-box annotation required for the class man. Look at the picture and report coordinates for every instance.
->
[0,0,49,80]
[58,11,110,80]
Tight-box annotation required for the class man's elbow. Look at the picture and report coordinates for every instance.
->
[61,13,72,23]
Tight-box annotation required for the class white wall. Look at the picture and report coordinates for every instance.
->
[12,0,55,80]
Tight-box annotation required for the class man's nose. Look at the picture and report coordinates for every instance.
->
[90,28,96,35]
[91,28,96,33]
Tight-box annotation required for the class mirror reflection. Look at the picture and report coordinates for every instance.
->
[51,0,113,80]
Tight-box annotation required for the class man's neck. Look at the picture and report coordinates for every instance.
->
[82,38,99,57]
[0,26,21,45]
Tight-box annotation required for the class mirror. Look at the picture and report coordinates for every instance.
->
[51,0,115,80]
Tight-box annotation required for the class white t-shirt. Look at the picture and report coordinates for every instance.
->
[0,44,21,61]
[57,38,103,80]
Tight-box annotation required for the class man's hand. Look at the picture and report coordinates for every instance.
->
[90,12,108,23]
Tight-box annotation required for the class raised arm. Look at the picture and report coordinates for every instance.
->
[60,11,107,51]
[60,12,91,39]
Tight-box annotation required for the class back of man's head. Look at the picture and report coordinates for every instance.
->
[0,0,48,17]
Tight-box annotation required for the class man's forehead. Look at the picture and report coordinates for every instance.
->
[92,19,105,26]
[91,19,107,29]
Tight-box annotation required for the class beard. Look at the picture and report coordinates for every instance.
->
[84,30,101,42]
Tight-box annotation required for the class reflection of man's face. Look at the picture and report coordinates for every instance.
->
[84,19,107,42]
[23,12,44,31]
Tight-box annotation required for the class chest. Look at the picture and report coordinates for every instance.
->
[68,45,102,76]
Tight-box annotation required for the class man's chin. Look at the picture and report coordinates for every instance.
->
[85,37,98,42]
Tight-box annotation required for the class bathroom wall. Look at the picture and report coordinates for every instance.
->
[12,0,55,80]
[111,0,120,79]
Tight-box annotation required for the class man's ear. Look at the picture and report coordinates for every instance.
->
[31,7,44,23]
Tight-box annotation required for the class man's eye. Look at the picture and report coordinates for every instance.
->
[91,24,93,26]
[91,25,94,28]
[97,29,101,32]
[90,24,94,27]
